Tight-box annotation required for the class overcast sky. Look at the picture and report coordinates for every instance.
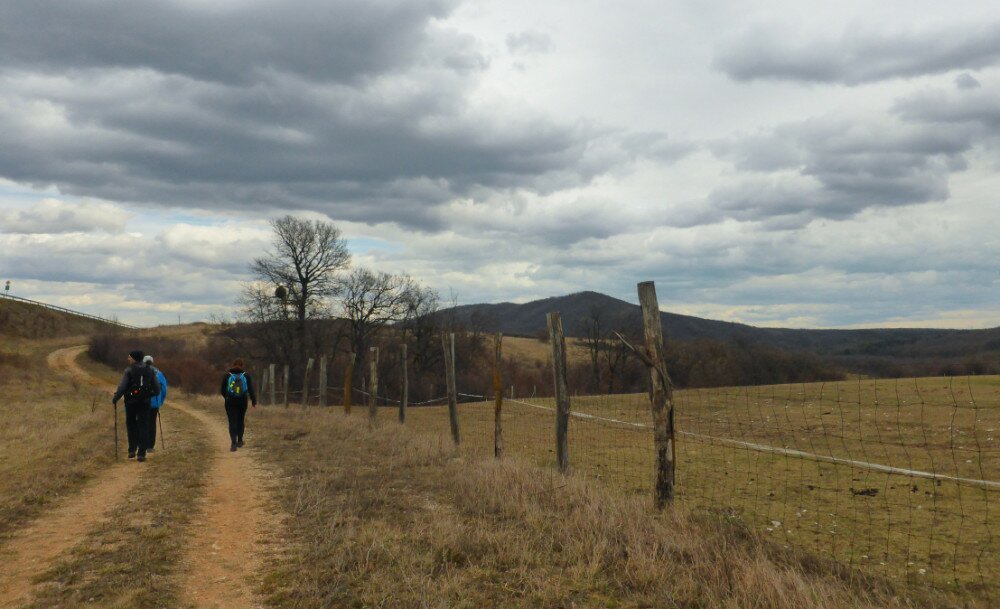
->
[0,0,998,328]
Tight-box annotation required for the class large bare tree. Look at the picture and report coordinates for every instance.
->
[251,215,351,333]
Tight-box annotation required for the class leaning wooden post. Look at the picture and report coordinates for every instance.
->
[442,333,461,445]
[268,364,276,407]
[638,281,676,508]
[318,355,328,408]
[493,332,504,459]
[301,357,314,407]
[344,353,355,414]
[368,347,379,424]
[547,313,570,474]
[282,364,290,408]
[399,344,408,423]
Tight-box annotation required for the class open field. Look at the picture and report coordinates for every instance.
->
[502,334,589,366]
[190,395,958,609]
[400,375,1000,601]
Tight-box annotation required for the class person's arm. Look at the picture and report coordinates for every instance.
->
[112,369,130,404]
[220,374,229,398]
[247,373,257,407]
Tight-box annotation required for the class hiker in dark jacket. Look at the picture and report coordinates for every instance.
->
[112,350,161,462]
[220,358,256,452]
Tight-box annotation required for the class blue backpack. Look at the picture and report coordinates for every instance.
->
[226,372,248,398]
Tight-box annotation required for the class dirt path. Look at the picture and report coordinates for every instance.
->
[0,346,142,609]
[63,345,277,608]
[0,346,277,609]
[169,397,274,609]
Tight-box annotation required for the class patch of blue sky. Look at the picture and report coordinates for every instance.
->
[347,236,401,254]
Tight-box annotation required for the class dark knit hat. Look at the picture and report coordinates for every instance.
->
[129,350,145,363]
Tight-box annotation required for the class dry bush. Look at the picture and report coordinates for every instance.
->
[88,331,239,394]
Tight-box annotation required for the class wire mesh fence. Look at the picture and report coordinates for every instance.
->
[252,352,999,603]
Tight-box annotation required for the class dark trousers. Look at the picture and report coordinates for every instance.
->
[148,409,159,449]
[124,401,151,456]
[225,401,248,443]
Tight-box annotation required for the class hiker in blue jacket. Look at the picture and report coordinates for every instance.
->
[220,358,256,452]
[143,355,168,451]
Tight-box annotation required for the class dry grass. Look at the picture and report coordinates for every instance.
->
[0,337,115,540]
[402,376,1000,602]
[504,335,589,366]
[224,402,963,609]
[0,298,114,339]
[25,405,212,609]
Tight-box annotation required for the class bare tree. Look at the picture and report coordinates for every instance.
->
[399,285,443,381]
[342,268,419,372]
[251,215,351,334]
[578,305,607,393]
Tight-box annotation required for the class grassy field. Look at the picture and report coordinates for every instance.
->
[190,396,958,609]
[400,376,1000,602]
[0,336,117,541]
[503,335,590,366]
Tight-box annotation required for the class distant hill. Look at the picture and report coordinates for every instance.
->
[0,296,127,339]
[444,291,1000,375]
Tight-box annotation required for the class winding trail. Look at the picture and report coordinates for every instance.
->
[0,345,278,609]
[0,347,142,609]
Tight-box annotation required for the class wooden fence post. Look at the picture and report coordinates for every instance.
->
[547,312,570,473]
[302,357,314,407]
[493,332,504,459]
[368,347,379,424]
[442,333,461,445]
[258,366,268,406]
[399,344,408,424]
[638,281,675,508]
[344,353,355,414]
[268,364,276,407]
[318,355,328,408]
[282,364,290,408]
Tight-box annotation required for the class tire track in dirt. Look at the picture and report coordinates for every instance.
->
[169,397,275,609]
[0,346,143,609]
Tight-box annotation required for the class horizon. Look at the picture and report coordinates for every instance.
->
[1,1,998,329]
[4,289,997,333]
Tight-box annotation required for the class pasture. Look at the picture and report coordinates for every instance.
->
[400,375,1000,599]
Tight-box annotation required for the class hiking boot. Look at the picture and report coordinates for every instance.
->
[137,454,146,462]
[236,438,244,448]
[147,447,156,452]
[128,452,136,459]
[230,443,238,452]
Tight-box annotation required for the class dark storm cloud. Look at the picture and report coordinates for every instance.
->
[0,0,462,85]
[955,73,982,89]
[714,21,1000,84]
[707,116,974,227]
[0,1,682,231]
[894,85,1000,129]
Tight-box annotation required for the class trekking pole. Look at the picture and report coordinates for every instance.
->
[113,402,119,460]
[158,410,165,450]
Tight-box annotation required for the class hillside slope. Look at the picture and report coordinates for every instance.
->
[445,291,1000,369]
[0,296,123,339]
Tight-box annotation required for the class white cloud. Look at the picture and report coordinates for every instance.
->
[0,198,129,234]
